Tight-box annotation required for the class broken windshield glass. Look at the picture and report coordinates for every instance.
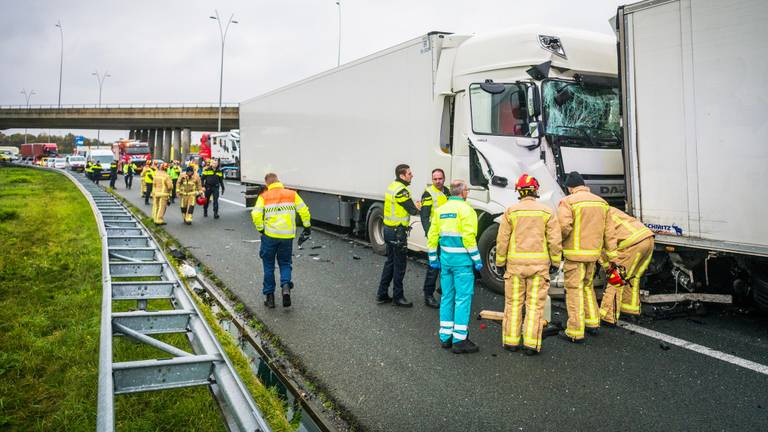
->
[542,79,620,142]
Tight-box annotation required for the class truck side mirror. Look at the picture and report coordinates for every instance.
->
[528,121,545,138]
[527,86,541,117]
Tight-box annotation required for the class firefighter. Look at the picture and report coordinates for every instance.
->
[201,159,225,218]
[85,161,93,180]
[92,161,103,185]
[168,160,181,204]
[377,164,421,307]
[108,159,119,188]
[427,180,482,354]
[123,160,138,190]
[177,165,203,225]
[142,162,156,205]
[251,173,311,308]
[420,168,449,309]
[495,174,562,355]
[557,171,616,342]
[599,207,655,325]
[151,163,173,225]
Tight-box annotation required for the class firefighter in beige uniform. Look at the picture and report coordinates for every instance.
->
[599,207,655,324]
[557,172,616,342]
[151,163,173,225]
[176,165,203,225]
[495,174,562,355]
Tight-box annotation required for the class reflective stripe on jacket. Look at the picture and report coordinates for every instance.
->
[424,184,448,222]
[177,173,202,196]
[604,207,653,259]
[151,171,173,198]
[495,196,562,270]
[383,180,412,227]
[557,186,615,262]
[426,197,480,267]
[251,182,311,239]
[143,167,155,184]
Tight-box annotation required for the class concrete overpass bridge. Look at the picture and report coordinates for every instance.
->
[0,103,239,161]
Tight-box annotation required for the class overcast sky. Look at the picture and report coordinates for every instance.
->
[1,0,623,141]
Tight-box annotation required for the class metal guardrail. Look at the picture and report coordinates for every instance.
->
[65,171,269,432]
[0,103,239,109]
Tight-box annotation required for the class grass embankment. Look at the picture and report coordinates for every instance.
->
[0,167,236,431]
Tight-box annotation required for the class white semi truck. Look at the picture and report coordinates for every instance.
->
[209,129,241,179]
[616,0,768,309]
[240,27,624,293]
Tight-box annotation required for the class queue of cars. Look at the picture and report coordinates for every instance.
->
[15,154,100,173]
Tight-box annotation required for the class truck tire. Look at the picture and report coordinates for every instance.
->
[477,223,505,294]
[367,206,386,256]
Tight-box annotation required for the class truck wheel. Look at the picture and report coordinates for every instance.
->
[477,223,504,295]
[367,206,386,256]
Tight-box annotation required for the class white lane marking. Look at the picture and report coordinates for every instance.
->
[618,321,768,376]
[226,181,241,186]
[220,198,251,209]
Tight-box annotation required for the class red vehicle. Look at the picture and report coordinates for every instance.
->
[199,133,212,161]
[20,143,58,162]
[113,139,151,167]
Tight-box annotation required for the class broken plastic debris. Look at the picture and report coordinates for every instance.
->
[659,343,671,351]
[179,263,197,278]
[352,255,361,260]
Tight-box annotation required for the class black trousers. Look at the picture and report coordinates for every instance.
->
[171,179,178,203]
[124,174,133,189]
[423,259,439,297]
[93,171,102,184]
[109,171,117,188]
[204,186,220,215]
[144,183,153,204]
[378,226,408,300]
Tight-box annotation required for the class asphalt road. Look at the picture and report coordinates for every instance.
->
[112,179,768,431]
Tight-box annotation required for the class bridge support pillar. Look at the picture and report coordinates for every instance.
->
[147,129,157,158]
[163,128,172,162]
[181,128,191,163]
[155,129,164,160]
[129,129,136,139]
[140,129,149,142]
[171,128,181,162]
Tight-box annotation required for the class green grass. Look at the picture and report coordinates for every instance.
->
[0,167,228,431]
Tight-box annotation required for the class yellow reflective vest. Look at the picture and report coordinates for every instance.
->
[423,184,448,222]
[251,182,311,239]
[427,197,481,267]
[383,180,412,227]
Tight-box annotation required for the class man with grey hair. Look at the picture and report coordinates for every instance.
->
[427,179,483,354]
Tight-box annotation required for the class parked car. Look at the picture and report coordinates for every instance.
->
[46,158,57,168]
[53,157,67,169]
[66,155,86,172]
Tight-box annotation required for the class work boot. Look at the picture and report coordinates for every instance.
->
[523,347,539,356]
[204,210,208,217]
[586,327,599,336]
[264,293,275,309]
[558,331,583,344]
[424,295,439,309]
[503,345,520,352]
[376,294,392,304]
[392,297,413,308]
[542,322,561,339]
[214,213,220,219]
[601,320,617,328]
[452,339,479,354]
[441,339,452,349]
[281,283,292,307]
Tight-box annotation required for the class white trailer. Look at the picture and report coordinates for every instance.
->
[617,0,768,309]
[240,27,623,293]
[210,129,240,179]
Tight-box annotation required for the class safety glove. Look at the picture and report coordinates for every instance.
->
[429,261,441,270]
[474,261,483,272]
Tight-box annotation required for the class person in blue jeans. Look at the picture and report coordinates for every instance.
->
[251,173,311,308]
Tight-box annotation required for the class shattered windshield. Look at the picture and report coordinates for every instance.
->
[542,79,620,142]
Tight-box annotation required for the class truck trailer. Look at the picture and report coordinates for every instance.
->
[616,0,768,309]
[20,143,57,162]
[240,27,624,293]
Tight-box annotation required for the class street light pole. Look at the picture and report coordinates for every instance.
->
[336,1,342,67]
[20,89,36,145]
[92,70,111,142]
[56,20,63,108]
[210,10,238,132]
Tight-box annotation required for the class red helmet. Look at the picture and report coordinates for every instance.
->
[515,173,540,192]
[196,195,207,206]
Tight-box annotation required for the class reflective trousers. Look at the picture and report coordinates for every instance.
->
[152,194,169,224]
[438,265,475,344]
[179,193,197,223]
[600,237,655,323]
[564,260,599,340]
[503,267,550,351]
[260,235,293,295]
[180,205,195,223]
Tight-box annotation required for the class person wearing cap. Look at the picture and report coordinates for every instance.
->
[177,165,203,225]
[495,174,562,355]
[201,159,225,219]
[151,163,173,225]
[557,171,616,342]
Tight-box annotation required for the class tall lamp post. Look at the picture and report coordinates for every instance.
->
[210,10,238,132]
[92,70,111,142]
[20,89,36,145]
[336,1,342,67]
[55,20,64,108]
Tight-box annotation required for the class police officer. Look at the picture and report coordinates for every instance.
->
[420,168,449,309]
[251,173,311,308]
[123,160,138,189]
[142,162,156,205]
[377,164,421,307]
[85,160,93,180]
[427,180,482,354]
[201,159,225,219]
[109,159,119,188]
[92,161,103,185]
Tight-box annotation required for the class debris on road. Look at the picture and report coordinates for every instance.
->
[180,263,197,278]
[659,343,671,351]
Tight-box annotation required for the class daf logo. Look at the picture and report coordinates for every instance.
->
[600,185,626,195]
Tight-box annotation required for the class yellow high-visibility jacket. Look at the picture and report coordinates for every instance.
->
[251,182,311,239]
